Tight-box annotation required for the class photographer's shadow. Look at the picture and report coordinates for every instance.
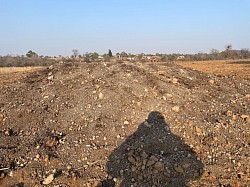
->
[103,111,203,187]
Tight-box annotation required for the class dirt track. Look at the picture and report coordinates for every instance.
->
[0,61,250,187]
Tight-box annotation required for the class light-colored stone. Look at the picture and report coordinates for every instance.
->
[158,71,166,76]
[43,174,54,185]
[47,75,54,80]
[4,129,12,136]
[98,92,104,100]
[245,94,250,99]
[124,120,129,125]
[172,106,180,113]
[241,114,249,119]
[208,80,215,84]
[195,127,202,135]
[35,154,40,159]
[226,110,233,116]
[165,94,173,98]
[172,78,178,84]
[143,121,151,127]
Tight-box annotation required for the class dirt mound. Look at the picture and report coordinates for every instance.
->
[0,61,249,186]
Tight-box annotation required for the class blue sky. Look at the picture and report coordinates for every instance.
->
[0,0,250,56]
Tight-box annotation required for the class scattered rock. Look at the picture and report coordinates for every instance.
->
[154,161,164,170]
[146,155,158,167]
[43,174,54,185]
[172,106,180,112]
[0,61,249,186]
[245,94,250,99]
[240,114,249,119]
[174,165,184,173]
[3,128,13,136]
[226,110,233,116]
[143,121,151,127]
[195,127,202,135]
[99,92,104,100]
[208,80,215,84]
[140,151,148,159]
[124,120,129,125]
[158,71,166,76]
[172,78,178,84]
[35,154,40,159]
[128,156,136,165]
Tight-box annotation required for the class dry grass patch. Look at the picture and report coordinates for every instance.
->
[0,67,45,86]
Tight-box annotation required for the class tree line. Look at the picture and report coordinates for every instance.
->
[0,46,249,67]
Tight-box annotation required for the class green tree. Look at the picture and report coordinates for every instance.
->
[120,52,128,58]
[91,52,99,60]
[26,50,38,58]
[108,49,113,57]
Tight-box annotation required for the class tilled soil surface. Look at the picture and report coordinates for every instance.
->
[0,61,249,187]
[176,60,250,80]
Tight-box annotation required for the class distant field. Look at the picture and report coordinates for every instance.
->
[0,67,44,86]
[176,59,250,80]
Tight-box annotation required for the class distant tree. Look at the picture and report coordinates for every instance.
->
[225,44,232,51]
[222,44,233,59]
[240,48,249,59]
[91,52,99,60]
[83,52,90,62]
[108,49,113,57]
[120,52,128,58]
[210,49,220,60]
[103,53,111,61]
[72,49,79,58]
[26,50,38,58]
[83,52,89,58]
[210,48,219,54]
[137,53,144,60]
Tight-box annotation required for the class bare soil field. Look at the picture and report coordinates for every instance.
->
[176,59,250,80]
[0,61,249,187]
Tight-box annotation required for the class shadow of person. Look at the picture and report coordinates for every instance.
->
[101,111,203,187]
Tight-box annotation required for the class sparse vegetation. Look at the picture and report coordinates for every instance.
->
[0,56,58,67]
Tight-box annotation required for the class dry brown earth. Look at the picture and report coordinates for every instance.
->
[176,59,250,80]
[0,61,249,187]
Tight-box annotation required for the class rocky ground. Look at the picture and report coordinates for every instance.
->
[0,61,249,187]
